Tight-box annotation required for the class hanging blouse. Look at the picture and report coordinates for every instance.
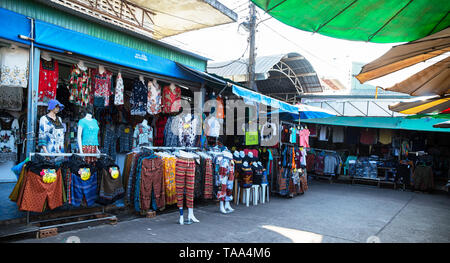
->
[133,123,153,147]
[0,85,23,111]
[68,64,92,107]
[176,113,200,147]
[0,46,29,88]
[216,96,224,119]
[92,69,113,107]
[162,84,181,114]
[0,117,19,162]
[130,79,147,116]
[114,73,124,105]
[38,59,59,104]
[147,80,161,115]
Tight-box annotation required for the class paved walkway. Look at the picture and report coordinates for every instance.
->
[14,181,450,243]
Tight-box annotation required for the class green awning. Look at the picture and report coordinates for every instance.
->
[301,116,450,132]
[251,0,450,43]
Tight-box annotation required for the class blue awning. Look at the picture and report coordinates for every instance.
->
[231,85,299,114]
[33,20,202,83]
[0,8,32,45]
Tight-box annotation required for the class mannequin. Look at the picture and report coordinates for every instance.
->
[41,51,51,61]
[77,60,87,71]
[139,75,145,83]
[78,112,100,163]
[176,150,200,225]
[98,65,105,74]
[219,151,235,214]
[39,99,65,154]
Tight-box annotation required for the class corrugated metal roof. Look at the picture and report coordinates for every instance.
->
[207,52,322,101]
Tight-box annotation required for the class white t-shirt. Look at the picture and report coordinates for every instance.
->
[0,46,29,88]
[205,116,220,138]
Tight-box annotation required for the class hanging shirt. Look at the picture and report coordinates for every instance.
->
[133,123,153,147]
[289,127,297,143]
[162,85,181,114]
[332,126,345,143]
[319,125,329,141]
[205,116,221,138]
[0,117,19,161]
[299,129,310,148]
[360,128,377,145]
[216,96,225,119]
[130,79,148,116]
[38,58,59,104]
[92,69,113,107]
[176,114,200,147]
[38,115,65,153]
[0,85,23,111]
[114,73,124,105]
[379,129,393,145]
[147,81,161,115]
[78,118,100,146]
[68,64,92,107]
[0,46,29,88]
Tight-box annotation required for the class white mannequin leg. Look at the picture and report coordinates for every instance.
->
[224,200,234,213]
[260,184,267,204]
[188,208,199,223]
[179,208,184,225]
[219,201,227,214]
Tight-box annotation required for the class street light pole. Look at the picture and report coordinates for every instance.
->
[248,2,257,91]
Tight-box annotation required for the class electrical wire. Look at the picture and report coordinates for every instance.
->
[207,40,250,69]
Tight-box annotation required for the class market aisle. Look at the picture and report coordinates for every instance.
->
[14,181,450,243]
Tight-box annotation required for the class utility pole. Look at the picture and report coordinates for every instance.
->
[248,2,257,91]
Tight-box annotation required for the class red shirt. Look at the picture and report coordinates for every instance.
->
[38,59,59,103]
[162,85,181,113]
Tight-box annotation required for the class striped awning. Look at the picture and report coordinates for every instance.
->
[389,96,450,114]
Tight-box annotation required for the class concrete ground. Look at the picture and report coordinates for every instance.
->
[12,180,450,243]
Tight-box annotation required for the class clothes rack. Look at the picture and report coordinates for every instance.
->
[24,152,117,228]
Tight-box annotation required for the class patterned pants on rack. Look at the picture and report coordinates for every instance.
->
[175,157,196,208]
[82,145,98,164]
[163,157,177,205]
[203,158,213,199]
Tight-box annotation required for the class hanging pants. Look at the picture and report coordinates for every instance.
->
[141,158,164,211]
[203,158,213,199]
[163,157,177,205]
[97,166,125,205]
[217,164,234,202]
[19,169,63,212]
[71,171,98,207]
[175,157,196,209]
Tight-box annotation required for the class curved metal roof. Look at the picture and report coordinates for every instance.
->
[207,52,322,102]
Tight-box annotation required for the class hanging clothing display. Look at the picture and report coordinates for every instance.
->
[114,73,124,105]
[332,126,345,143]
[0,116,19,162]
[215,96,225,119]
[0,85,23,111]
[130,79,148,116]
[204,115,221,138]
[68,64,92,107]
[216,156,234,202]
[92,69,113,107]
[299,129,310,148]
[0,46,29,88]
[378,129,393,145]
[162,84,181,114]
[147,80,161,115]
[175,157,196,209]
[318,125,330,141]
[154,115,168,146]
[133,123,153,148]
[360,128,377,145]
[175,113,200,147]
[38,58,59,104]
[162,156,177,205]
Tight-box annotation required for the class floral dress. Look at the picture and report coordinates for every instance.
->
[130,79,147,116]
[68,64,92,107]
[38,59,59,104]
[114,73,124,105]
[92,69,113,107]
[147,81,161,115]
[162,84,181,114]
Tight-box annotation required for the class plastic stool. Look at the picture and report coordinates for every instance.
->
[251,185,260,205]
[241,187,251,207]
[260,184,269,204]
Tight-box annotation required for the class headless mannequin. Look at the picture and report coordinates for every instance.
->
[77,60,87,71]
[78,113,100,154]
[220,151,235,214]
[178,150,200,225]
[98,65,105,74]
[41,52,51,62]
